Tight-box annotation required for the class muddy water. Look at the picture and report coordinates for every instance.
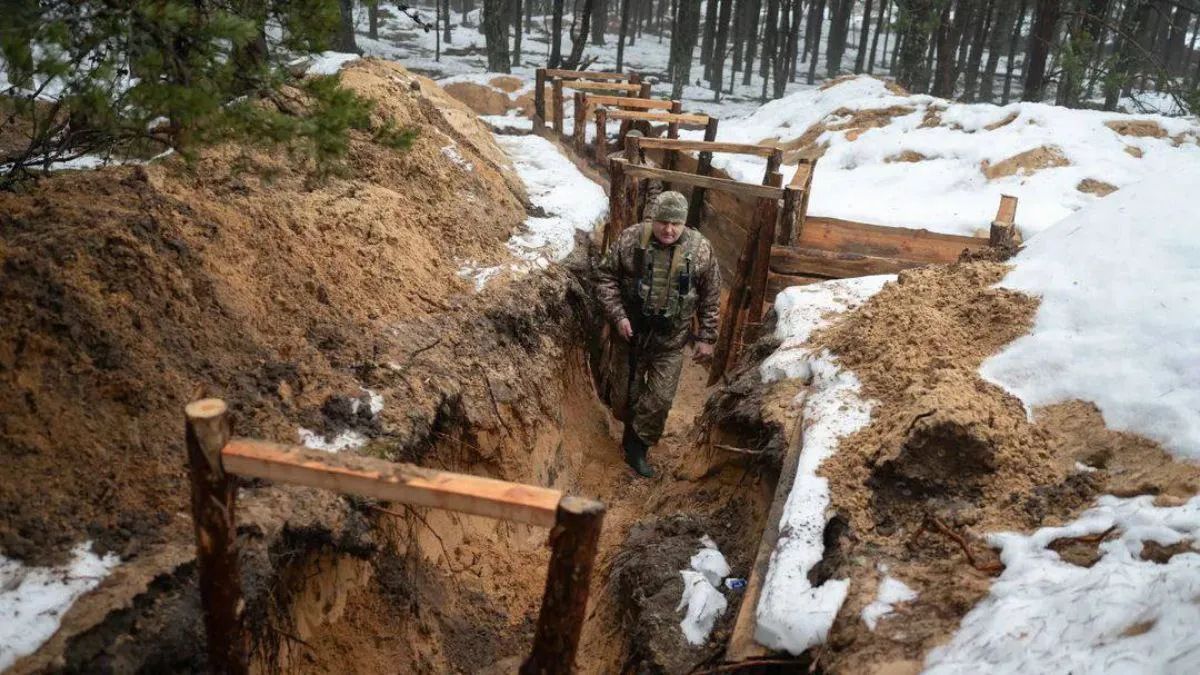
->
[254,347,772,673]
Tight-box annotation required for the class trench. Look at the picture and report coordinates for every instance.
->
[245,340,775,673]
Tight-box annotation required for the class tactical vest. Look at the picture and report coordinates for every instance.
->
[631,223,697,328]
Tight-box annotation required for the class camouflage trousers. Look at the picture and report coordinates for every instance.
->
[606,336,685,446]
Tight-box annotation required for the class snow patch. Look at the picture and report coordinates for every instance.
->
[440,142,475,171]
[925,495,1200,673]
[981,159,1200,459]
[0,543,120,670]
[861,574,918,631]
[297,428,367,453]
[301,51,361,75]
[677,536,730,646]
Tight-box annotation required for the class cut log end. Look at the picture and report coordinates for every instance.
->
[186,398,227,421]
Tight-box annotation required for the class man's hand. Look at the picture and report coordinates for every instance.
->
[617,318,634,341]
[693,341,714,363]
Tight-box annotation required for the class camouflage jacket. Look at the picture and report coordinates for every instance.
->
[595,222,721,350]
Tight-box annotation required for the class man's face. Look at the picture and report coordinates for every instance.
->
[652,219,684,245]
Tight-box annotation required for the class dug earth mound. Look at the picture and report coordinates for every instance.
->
[1,59,775,673]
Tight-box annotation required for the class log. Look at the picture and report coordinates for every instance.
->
[583,94,676,110]
[221,439,563,528]
[709,211,760,385]
[551,78,564,135]
[990,194,1019,248]
[618,163,784,200]
[534,69,547,127]
[769,245,919,277]
[776,187,803,246]
[746,173,784,322]
[521,496,606,674]
[544,68,629,80]
[573,91,587,150]
[185,399,248,675]
[664,101,684,185]
[607,158,626,251]
[764,149,783,183]
[605,109,711,125]
[798,216,988,263]
[995,194,1018,225]
[687,118,721,229]
[595,107,608,163]
[560,80,644,93]
[633,138,781,157]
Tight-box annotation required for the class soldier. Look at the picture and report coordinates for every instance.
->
[595,191,722,477]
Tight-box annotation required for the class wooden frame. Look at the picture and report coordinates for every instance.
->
[605,109,710,125]
[544,68,631,81]
[561,80,644,93]
[583,94,675,111]
[185,400,604,674]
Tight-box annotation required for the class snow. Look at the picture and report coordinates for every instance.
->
[754,275,893,655]
[925,495,1200,673]
[861,574,917,631]
[677,536,731,646]
[980,159,1200,459]
[302,51,363,75]
[460,133,607,290]
[696,76,1200,239]
[0,543,120,670]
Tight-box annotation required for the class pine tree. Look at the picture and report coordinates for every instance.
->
[483,0,512,72]
[1022,0,1061,100]
[895,0,938,92]
[978,0,1018,102]
[856,0,877,73]
[827,0,855,77]
[550,0,565,67]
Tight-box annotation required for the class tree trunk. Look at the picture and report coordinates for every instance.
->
[511,0,523,66]
[931,0,972,98]
[807,0,827,84]
[672,0,703,98]
[894,0,936,92]
[875,0,892,72]
[444,0,454,42]
[617,0,632,70]
[761,0,781,92]
[564,0,597,69]
[1104,0,1151,109]
[335,0,359,52]
[702,0,720,75]
[483,0,512,72]
[743,0,764,84]
[368,1,379,39]
[856,0,876,73]
[1001,0,1029,104]
[961,0,993,101]
[1164,5,1191,76]
[550,0,565,67]
[1021,0,1061,101]
[712,0,735,98]
[827,0,854,77]
[592,0,607,44]
[977,0,1016,102]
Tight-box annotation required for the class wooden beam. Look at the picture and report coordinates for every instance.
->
[185,399,249,675]
[770,245,920,278]
[746,173,784,321]
[994,194,1018,225]
[545,68,630,81]
[990,194,1019,248]
[766,271,827,301]
[551,78,564,136]
[573,91,587,150]
[632,138,781,157]
[522,496,606,674]
[798,216,988,264]
[560,80,644,93]
[595,106,608,164]
[686,118,721,229]
[725,422,805,663]
[534,69,547,127]
[582,94,676,110]
[606,109,711,125]
[221,439,563,528]
[618,162,784,200]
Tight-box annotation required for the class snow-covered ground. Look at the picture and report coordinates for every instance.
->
[0,544,120,671]
[982,158,1200,460]
[754,275,894,654]
[677,535,731,645]
[698,76,1200,239]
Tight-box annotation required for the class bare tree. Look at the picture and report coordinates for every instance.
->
[856,0,877,73]
[894,0,937,92]
[483,0,512,72]
[1022,0,1061,100]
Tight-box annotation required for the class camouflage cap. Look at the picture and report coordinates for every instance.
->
[652,191,688,224]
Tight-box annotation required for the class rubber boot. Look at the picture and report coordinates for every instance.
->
[622,426,655,478]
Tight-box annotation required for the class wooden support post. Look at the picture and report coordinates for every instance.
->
[185,399,248,675]
[777,159,816,246]
[989,194,1019,249]
[606,158,626,251]
[551,78,564,136]
[746,172,783,323]
[686,117,721,229]
[522,496,606,675]
[624,136,645,221]
[535,69,547,128]
[764,149,783,185]
[573,91,587,151]
[595,107,608,163]
[664,100,683,190]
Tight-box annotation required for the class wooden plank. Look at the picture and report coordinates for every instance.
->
[770,245,921,277]
[545,68,630,81]
[620,161,784,200]
[746,175,783,322]
[551,78,564,135]
[995,194,1018,225]
[766,271,827,302]
[798,216,989,264]
[990,194,1019,248]
[725,420,806,663]
[583,94,676,110]
[573,91,587,150]
[595,106,608,164]
[222,439,563,528]
[633,138,780,157]
[561,80,644,93]
[534,69,546,127]
[185,400,249,674]
[522,496,606,674]
[776,187,803,246]
[606,109,711,125]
